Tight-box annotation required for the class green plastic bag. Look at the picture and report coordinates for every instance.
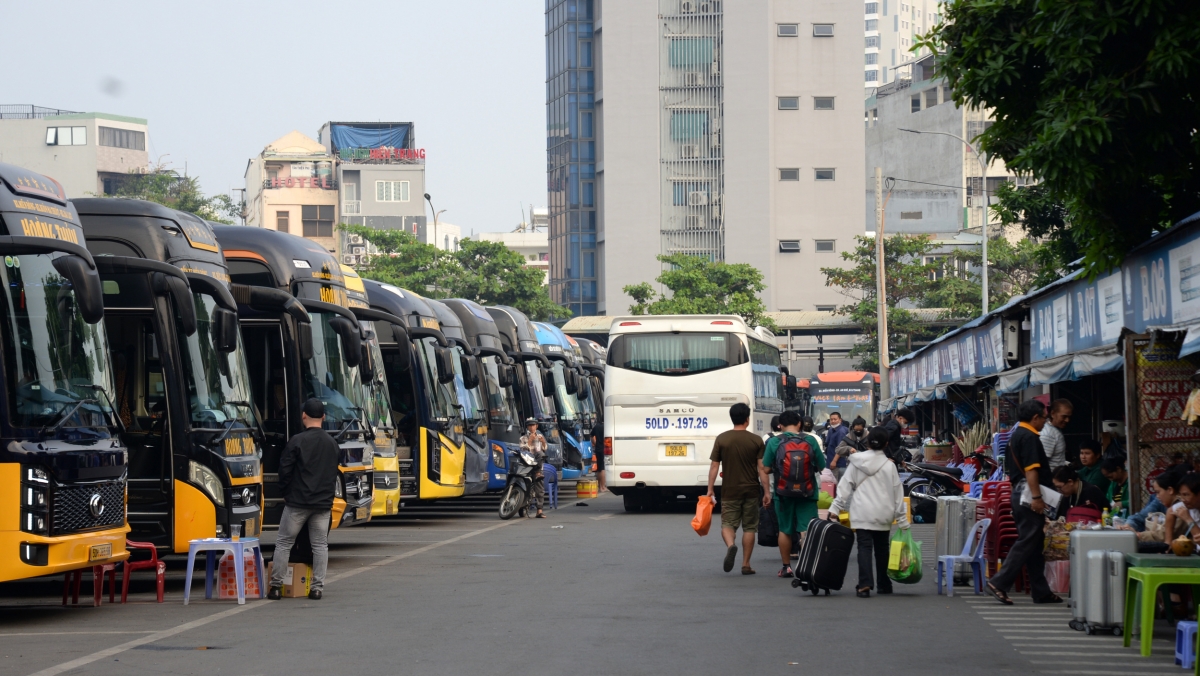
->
[886,528,923,584]
[817,490,833,510]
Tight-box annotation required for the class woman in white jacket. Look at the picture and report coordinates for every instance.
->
[828,427,910,598]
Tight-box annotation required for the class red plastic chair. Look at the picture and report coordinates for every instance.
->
[121,540,165,603]
[63,564,116,607]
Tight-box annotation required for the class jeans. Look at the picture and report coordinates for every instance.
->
[270,506,330,591]
[530,473,545,511]
[856,529,892,592]
[988,493,1052,598]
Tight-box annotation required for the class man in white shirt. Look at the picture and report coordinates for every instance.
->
[1041,399,1072,471]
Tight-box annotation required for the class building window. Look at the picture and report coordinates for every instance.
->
[865,53,878,65]
[779,168,800,181]
[815,240,836,252]
[777,97,800,110]
[375,180,410,202]
[865,70,879,82]
[815,305,837,312]
[814,168,835,181]
[779,240,801,253]
[865,19,878,31]
[276,211,290,233]
[301,205,334,238]
[813,24,834,36]
[777,23,799,36]
[926,89,939,108]
[814,97,835,110]
[911,95,922,113]
[865,2,879,13]
[45,127,86,146]
[900,211,923,220]
[98,126,145,150]
[865,36,879,48]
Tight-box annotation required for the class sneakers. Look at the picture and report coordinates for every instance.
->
[308,588,323,600]
[267,586,282,600]
[723,545,738,573]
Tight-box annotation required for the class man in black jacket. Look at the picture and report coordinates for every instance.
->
[883,409,913,465]
[268,398,340,600]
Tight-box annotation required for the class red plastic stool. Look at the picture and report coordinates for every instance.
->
[62,564,116,607]
[121,540,165,603]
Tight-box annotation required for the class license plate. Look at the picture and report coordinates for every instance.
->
[89,543,111,561]
[356,507,368,520]
[665,445,688,457]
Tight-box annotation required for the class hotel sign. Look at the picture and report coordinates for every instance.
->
[338,147,426,161]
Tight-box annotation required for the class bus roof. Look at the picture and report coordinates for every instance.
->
[361,278,439,330]
[486,306,540,354]
[0,163,87,260]
[340,264,369,309]
[425,298,467,343]
[814,371,880,384]
[533,321,572,354]
[212,225,346,293]
[608,314,749,335]
[73,198,227,271]
[443,299,505,353]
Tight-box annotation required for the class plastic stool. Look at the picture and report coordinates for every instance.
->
[1177,621,1198,669]
[62,564,116,607]
[1124,567,1200,657]
[183,538,266,605]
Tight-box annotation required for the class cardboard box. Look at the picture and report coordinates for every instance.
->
[267,562,311,598]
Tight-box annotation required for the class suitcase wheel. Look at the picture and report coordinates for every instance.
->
[1068,620,1084,631]
[1111,627,1122,637]
[1084,625,1095,636]
[824,589,830,596]
[791,579,803,589]
[810,587,820,596]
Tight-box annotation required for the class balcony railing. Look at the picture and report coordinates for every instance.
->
[343,201,361,215]
[263,177,338,190]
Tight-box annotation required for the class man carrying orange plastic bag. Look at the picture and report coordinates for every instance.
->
[706,403,770,575]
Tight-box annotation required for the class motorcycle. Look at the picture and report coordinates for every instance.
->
[903,451,1000,521]
[498,447,541,520]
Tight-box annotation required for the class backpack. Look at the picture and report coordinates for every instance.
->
[773,433,820,499]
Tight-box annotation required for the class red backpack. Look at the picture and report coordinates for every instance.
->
[773,433,820,499]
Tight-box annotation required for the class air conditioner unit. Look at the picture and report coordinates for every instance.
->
[1002,319,1020,362]
[685,215,705,230]
[685,72,705,86]
[710,62,720,76]
[710,133,721,149]
[700,1,712,12]
[351,246,365,255]
[342,254,358,265]
[681,0,695,13]
[688,191,708,206]
[346,234,363,245]
[681,144,701,159]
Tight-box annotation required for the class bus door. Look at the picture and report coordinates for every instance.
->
[380,340,419,498]
[239,320,290,524]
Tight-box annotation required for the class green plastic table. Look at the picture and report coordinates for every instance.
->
[1123,567,1200,657]
[1124,554,1200,624]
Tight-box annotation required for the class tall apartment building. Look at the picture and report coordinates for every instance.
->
[547,0,865,316]
[0,105,149,199]
[865,0,941,92]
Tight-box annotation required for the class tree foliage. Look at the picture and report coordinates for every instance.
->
[341,224,568,321]
[100,165,241,223]
[623,254,777,332]
[920,0,1200,276]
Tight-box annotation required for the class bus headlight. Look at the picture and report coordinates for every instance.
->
[334,476,344,499]
[188,461,225,507]
[491,443,505,467]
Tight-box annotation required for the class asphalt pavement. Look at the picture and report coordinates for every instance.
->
[0,492,1186,675]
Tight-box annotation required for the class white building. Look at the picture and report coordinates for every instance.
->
[425,221,462,251]
[479,230,549,284]
[548,0,864,316]
[0,105,149,199]
[865,0,942,93]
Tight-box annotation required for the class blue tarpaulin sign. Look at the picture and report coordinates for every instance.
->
[328,124,411,152]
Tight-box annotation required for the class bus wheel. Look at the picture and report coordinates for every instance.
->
[623,493,643,513]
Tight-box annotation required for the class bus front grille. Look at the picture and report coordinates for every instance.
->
[51,479,126,536]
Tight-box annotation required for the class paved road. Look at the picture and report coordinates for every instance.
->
[0,493,1185,675]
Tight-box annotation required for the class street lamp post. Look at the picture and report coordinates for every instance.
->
[898,127,991,314]
[423,193,446,250]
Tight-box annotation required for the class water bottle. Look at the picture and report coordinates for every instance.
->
[1101,507,1111,527]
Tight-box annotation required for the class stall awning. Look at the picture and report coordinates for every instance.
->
[996,366,1031,394]
[903,393,918,407]
[1029,355,1075,386]
[915,387,937,403]
[1071,344,1123,378]
[879,397,898,413]
[934,385,948,400]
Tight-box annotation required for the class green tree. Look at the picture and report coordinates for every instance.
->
[919,0,1200,276]
[340,224,569,321]
[990,181,1081,287]
[100,165,240,223]
[622,254,776,332]
[923,235,1061,315]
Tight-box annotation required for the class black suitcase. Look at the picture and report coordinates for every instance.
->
[791,517,854,595]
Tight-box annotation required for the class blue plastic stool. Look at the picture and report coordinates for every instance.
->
[1177,620,1198,668]
[183,538,266,605]
[969,482,985,499]
[543,463,559,509]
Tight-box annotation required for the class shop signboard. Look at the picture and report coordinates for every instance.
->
[1125,334,1200,510]
[959,332,976,378]
[1125,225,1200,333]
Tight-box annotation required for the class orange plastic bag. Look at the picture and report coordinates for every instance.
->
[692,496,715,536]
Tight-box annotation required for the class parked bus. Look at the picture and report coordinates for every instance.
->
[604,315,784,512]
[362,280,466,501]
[0,164,129,582]
[213,226,373,529]
[808,371,879,426]
[444,299,520,492]
[533,322,592,480]
[426,299,490,495]
[486,307,561,469]
[73,199,263,551]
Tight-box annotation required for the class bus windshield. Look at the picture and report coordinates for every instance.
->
[550,362,579,422]
[524,360,547,419]
[450,347,486,425]
[360,326,394,435]
[414,338,459,422]
[301,310,363,431]
[480,356,519,427]
[0,253,117,432]
[810,385,874,426]
[607,332,746,376]
[177,292,258,429]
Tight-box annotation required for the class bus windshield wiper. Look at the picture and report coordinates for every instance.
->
[79,384,126,434]
[39,398,98,438]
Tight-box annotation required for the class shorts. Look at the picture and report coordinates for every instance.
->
[774,495,819,536]
[720,496,760,532]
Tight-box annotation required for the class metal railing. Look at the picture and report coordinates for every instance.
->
[0,104,81,120]
[343,201,361,215]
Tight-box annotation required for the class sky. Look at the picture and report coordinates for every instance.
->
[4,1,546,234]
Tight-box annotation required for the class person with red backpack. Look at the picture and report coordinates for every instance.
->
[761,410,826,578]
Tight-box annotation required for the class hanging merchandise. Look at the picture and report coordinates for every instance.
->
[1184,386,1200,428]
[952,401,980,427]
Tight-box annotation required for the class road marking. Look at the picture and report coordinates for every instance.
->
[25,519,518,676]
[1018,651,1158,656]
[1041,672,1179,675]
[589,514,614,521]
[0,631,158,637]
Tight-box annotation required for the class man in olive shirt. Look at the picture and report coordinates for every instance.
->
[707,403,770,575]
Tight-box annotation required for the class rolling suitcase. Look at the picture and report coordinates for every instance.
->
[791,518,854,595]
[935,496,978,584]
[1068,529,1136,631]
[1082,550,1126,635]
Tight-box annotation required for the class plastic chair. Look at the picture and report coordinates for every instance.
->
[542,463,559,509]
[122,540,165,603]
[63,564,116,607]
[1124,567,1200,657]
[937,518,991,596]
[1177,620,1198,669]
[183,538,266,605]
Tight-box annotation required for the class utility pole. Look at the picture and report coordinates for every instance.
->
[875,167,890,400]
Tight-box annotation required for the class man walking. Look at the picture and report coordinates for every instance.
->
[834,417,870,480]
[823,412,850,477]
[1041,399,1072,470]
[707,403,770,575]
[269,398,340,600]
[883,409,913,465]
[762,410,825,577]
[986,399,1061,605]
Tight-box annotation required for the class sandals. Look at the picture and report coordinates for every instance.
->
[986,583,1014,605]
[778,565,794,578]
[741,566,756,575]
[536,512,547,518]
[856,587,871,598]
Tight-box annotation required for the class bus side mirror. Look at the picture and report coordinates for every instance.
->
[152,272,197,336]
[461,355,480,390]
[498,364,514,388]
[329,316,361,368]
[359,344,375,383]
[564,368,578,395]
[52,255,105,324]
[213,308,239,353]
[542,369,556,394]
[297,322,314,361]
[577,376,590,400]
[435,347,456,384]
